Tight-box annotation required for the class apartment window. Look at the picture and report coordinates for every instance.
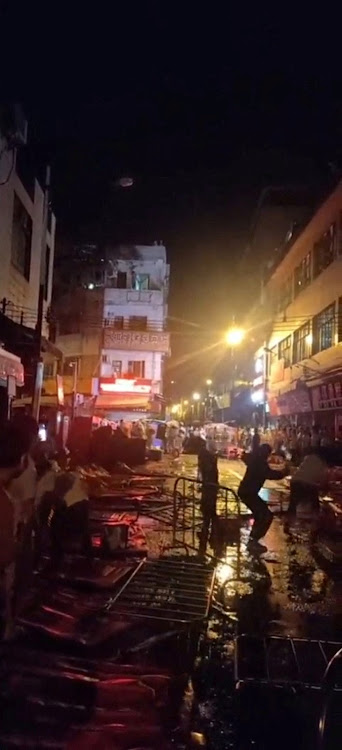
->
[112,360,122,375]
[313,304,335,354]
[63,357,78,376]
[44,245,50,301]
[44,362,55,378]
[338,211,342,256]
[338,297,342,342]
[129,315,147,330]
[116,271,127,288]
[294,252,311,297]
[293,322,311,363]
[128,360,145,377]
[278,335,292,367]
[313,224,336,278]
[102,354,109,364]
[134,273,149,291]
[11,193,32,280]
[277,277,293,312]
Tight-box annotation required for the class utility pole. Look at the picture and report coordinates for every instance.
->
[32,166,50,421]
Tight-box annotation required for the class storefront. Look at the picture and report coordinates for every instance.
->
[0,347,24,420]
[268,382,312,426]
[95,376,163,423]
[311,378,342,434]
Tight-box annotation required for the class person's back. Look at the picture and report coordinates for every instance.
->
[240,450,273,495]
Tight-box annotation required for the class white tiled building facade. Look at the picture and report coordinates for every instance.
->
[98,244,170,419]
[0,131,56,337]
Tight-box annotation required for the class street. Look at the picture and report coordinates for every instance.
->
[146,453,342,639]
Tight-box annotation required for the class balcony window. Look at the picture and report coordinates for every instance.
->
[277,277,293,312]
[44,362,55,378]
[338,297,342,342]
[293,322,311,363]
[63,358,78,376]
[134,273,149,291]
[112,360,122,375]
[128,360,145,377]
[11,193,32,280]
[117,271,127,288]
[129,315,147,330]
[313,304,335,354]
[44,245,50,301]
[313,224,336,278]
[278,335,292,367]
[294,252,311,297]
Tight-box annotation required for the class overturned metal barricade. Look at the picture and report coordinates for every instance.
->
[106,556,215,625]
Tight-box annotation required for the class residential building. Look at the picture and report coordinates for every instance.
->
[97,243,170,421]
[254,180,342,432]
[45,243,170,421]
[0,113,57,402]
[241,186,316,304]
[43,288,102,399]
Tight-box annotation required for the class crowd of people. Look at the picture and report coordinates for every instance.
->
[0,414,91,640]
[1,409,340,637]
[196,422,340,555]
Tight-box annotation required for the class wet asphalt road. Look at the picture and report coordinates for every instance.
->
[145,454,342,641]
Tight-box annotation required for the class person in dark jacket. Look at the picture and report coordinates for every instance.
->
[198,444,219,553]
[239,443,287,550]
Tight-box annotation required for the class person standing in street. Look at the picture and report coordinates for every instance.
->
[0,423,32,639]
[239,443,288,552]
[198,442,219,554]
[251,428,260,454]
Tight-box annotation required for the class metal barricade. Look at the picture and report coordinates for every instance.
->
[172,475,241,550]
[317,647,342,749]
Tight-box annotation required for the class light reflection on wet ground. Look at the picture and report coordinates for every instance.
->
[144,454,342,747]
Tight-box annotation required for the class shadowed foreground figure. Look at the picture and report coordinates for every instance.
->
[239,444,287,552]
[198,443,219,554]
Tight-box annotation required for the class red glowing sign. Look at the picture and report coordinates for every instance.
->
[100,377,152,395]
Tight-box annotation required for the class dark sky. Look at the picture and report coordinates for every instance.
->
[2,3,342,391]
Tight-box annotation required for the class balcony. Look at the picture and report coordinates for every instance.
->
[104,288,164,307]
[104,319,166,332]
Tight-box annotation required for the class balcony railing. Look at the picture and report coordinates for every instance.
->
[104,319,167,332]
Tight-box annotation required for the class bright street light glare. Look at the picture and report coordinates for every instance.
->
[192,392,200,401]
[206,378,213,386]
[225,327,245,346]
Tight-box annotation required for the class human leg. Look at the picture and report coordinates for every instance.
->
[240,489,273,541]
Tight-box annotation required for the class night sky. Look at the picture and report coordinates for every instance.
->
[2,3,341,392]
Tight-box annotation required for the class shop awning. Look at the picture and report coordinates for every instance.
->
[0,347,24,386]
[95,393,151,411]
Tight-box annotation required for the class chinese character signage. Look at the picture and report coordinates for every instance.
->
[103,329,170,352]
[311,380,342,410]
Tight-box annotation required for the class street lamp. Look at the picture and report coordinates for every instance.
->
[206,378,213,386]
[192,392,200,401]
[225,327,245,347]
